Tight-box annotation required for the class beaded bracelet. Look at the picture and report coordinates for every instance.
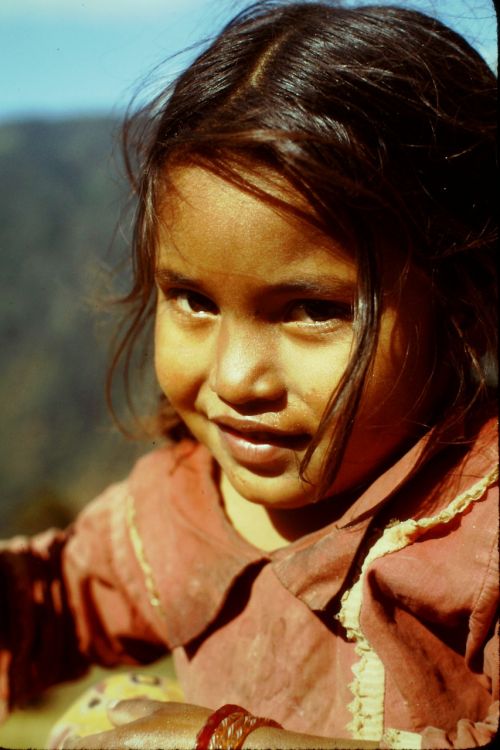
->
[195,704,282,750]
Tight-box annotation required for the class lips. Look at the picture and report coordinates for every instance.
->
[213,417,310,469]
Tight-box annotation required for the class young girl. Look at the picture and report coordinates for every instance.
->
[1,2,497,748]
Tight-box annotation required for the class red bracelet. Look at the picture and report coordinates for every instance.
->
[195,704,282,750]
[195,704,249,750]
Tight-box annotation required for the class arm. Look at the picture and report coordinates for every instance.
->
[0,482,165,720]
[0,528,88,719]
[60,699,379,749]
[245,726,378,749]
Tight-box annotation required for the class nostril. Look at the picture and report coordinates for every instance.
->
[210,374,285,404]
[216,392,288,415]
[209,361,284,404]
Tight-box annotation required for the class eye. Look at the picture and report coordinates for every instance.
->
[167,289,218,317]
[286,300,352,326]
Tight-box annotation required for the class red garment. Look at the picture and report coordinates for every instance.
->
[0,419,498,748]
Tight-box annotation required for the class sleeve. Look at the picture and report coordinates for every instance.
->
[0,526,87,721]
[0,481,166,720]
[420,621,499,749]
[418,501,500,750]
[420,703,499,749]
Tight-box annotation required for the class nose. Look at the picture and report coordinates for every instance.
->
[209,318,284,406]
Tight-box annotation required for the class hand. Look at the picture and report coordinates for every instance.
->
[61,698,211,750]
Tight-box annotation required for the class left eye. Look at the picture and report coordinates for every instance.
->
[169,290,218,316]
[286,300,352,325]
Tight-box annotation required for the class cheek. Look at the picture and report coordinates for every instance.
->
[154,316,210,409]
[155,357,181,405]
[289,345,351,417]
[358,310,434,427]
[154,322,188,405]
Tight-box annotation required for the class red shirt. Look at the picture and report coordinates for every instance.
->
[1,418,498,748]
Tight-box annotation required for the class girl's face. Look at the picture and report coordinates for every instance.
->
[154,167,436,509]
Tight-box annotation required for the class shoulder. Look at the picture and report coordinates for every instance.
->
[468,414,498,466]
[129,439,211,484]
[418,413,498,521]
[448,413,498,520]
[125,439,216,513]
[364,420,498,630]
[72,439,212,537]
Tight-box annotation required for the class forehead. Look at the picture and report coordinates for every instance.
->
[156,166,357,283]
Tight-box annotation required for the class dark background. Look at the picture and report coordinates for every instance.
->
[0,117,153,536]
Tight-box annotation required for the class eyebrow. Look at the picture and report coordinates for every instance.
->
[155,268,355,297]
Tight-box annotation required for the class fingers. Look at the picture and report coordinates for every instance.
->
[60,714,193,750]
[61,722,163,750]
[60,730,115,749]
[108,697,167,725]
[59,700,211,750]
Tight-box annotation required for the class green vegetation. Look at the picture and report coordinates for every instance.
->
[0,117,152,536]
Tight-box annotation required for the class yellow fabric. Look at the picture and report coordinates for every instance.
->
[47,672,184,749]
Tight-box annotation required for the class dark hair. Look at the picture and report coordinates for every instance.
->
[109,1,497,497]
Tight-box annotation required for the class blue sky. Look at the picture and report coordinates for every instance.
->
[0,0,497,122]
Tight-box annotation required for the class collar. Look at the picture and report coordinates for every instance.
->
[126,417,497,644]
[269,430,432,609]
[271,416,497,610]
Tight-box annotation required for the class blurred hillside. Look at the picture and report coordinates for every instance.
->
[0,117,153,536]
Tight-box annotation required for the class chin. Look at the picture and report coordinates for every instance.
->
[228,469,317,509]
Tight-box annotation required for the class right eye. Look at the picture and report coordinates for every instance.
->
[167,289,218,317]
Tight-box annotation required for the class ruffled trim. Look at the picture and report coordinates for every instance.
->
[336,528,387,741]
[125,493,167,622]
[336,466,498,741]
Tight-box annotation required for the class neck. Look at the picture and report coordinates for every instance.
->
[220,473,340,552]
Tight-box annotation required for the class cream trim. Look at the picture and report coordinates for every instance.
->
[382,728,422,749]
[125,494,167,621]
[336,536,386,741]
[336,467,498,742]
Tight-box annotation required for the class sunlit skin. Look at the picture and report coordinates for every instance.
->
[154,167,437,547]
[64,698,372,749]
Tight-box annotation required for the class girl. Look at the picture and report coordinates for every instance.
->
[1,2,497,748]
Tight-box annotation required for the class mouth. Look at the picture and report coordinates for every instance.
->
[218,423,310,448]
[213,417,310,469]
